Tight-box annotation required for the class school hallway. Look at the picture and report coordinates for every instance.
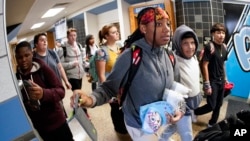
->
[62,75,246,141]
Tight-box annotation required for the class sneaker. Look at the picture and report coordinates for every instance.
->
[190,110,197,123]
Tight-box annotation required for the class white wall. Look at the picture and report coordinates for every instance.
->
[118,0,130,43]
[97,9,119,29]
[83,0,170,44]
[92,0,131,44]
[85,12,99,42]
[84,9,120,44]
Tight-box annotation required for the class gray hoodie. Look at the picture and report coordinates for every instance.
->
[91,38,177,128]
[172,24,199,58]
[172,24,202,113]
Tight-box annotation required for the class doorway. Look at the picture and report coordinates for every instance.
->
[128,0,176,33]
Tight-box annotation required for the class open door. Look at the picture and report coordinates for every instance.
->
[128,0,176,33]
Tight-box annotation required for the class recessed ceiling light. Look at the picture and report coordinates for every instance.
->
[42,7,65,18]
[30,22,45,29]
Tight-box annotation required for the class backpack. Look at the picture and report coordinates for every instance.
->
[88,48,107,83]
[88,54,98,83]
[62,43,83,58]
[119,45,176,107]
[194,110,250,141]
[198,41,226,75]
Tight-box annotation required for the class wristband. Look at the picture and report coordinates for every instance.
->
[203,81,211,90]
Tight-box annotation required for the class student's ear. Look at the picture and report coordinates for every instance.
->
[140,25,147,34]
[211,33,215,40]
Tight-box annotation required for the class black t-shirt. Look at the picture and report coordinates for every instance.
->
[203,41,228,81]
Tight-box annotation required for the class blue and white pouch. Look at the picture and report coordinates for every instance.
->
[139,86,187,134]
[139,101,174,134]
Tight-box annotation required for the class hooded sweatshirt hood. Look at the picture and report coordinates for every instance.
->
[172,24,199,59]
[17,57,43,75]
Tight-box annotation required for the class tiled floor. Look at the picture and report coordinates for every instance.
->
[62,75,230,141]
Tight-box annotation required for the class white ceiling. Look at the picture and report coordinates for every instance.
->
[7,0,250,42]
[5,0,147,42]
[6,0,110,42]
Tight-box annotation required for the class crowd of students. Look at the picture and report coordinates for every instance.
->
[15,6,230,141]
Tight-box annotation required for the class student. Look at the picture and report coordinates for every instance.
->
[60,28,85,91]
[70,7,185,141]
[85,34,98,90]
[96,24,121,83]
[54,40,62,56]
[15,41,74,141]
[33,33,71,89]
[95,24,126,134]
[60,27,89,117]
[33,33,71,118]
[85,34,98,61]
[172,24,202,141]
[194,23,228,127]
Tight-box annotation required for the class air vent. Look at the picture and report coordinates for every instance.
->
[53,2,70,8]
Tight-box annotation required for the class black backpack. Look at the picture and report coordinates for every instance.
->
[194,110,250,141]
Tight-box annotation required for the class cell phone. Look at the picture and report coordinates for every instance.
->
[23,80,32,88]
[22,80,41,109]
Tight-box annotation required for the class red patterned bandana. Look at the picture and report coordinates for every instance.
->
[140,7,168,25]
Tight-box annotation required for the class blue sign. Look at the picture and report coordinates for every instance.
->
[226,5,250,98]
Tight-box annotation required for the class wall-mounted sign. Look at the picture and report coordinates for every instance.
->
[225,4,250,99]
[54,18,67,40]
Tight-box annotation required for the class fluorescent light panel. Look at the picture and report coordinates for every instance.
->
[42,7,65,18]
[30,22,45,29]
[19,38,27,42]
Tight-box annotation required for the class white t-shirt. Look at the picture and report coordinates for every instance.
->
[90,44,98,56]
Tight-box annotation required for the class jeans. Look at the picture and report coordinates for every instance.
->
[159,124,177,141]
[176,115,193,141]
[194,81,224,125]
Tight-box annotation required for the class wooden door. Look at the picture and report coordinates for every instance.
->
[128,0,176,33]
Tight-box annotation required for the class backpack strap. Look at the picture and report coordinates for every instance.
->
[198,41,215,63]
[62,46,67,58]
[119,45,142,107]
[48,49,58,60]
[77,42,84,51]
[62,43,82,58]
[165,48,175,68]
